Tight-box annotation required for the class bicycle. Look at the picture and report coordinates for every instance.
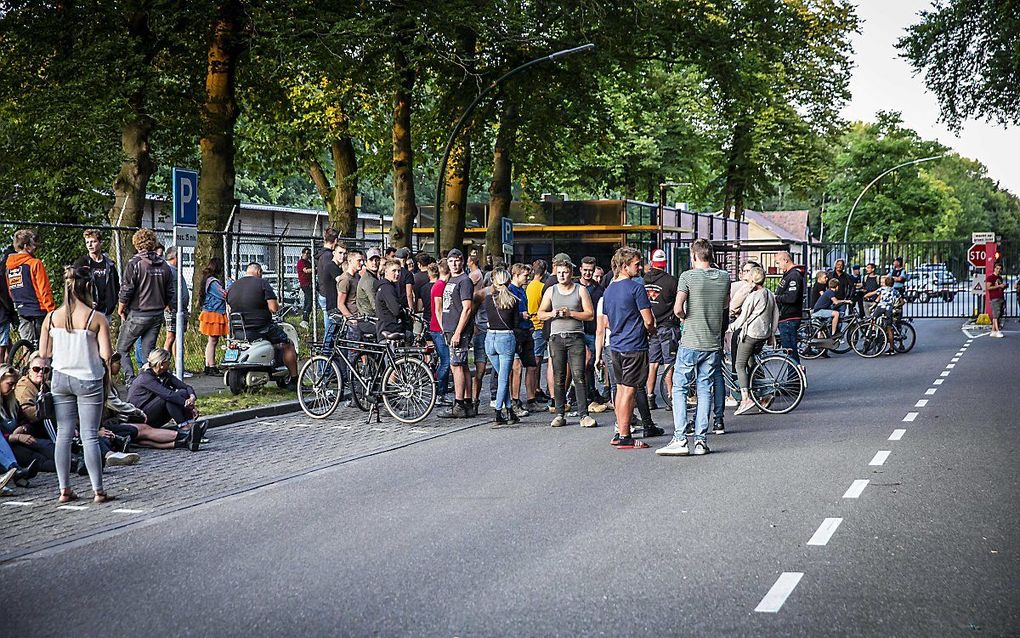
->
[657,346,806,415]
[798,307,862,360]
[298,314,436,423]
[7,336,36,370]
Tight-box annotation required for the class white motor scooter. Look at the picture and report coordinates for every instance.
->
[220,312,299,395]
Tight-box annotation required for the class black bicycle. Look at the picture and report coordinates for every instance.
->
[297,314,436,423]
[7,337,36,370]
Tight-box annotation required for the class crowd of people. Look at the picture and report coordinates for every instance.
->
[0,228,209,500]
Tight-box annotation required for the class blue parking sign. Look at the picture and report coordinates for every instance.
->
[172,167,199,227]
[501,217,513,245]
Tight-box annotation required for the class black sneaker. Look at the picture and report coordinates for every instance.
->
[610,432,621,446]
[647,394,658,410]
[190,420,208,452]
[643,424,666,438]
[616,436,649,449]
[684,420,695,436]
[441,403,468,418]
[712,422,725,435]
[204,365,220,376]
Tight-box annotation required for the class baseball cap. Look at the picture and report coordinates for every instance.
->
[396,247,411,259]
[365,247,381,259]
[552,252,573,267]
[447,248,464,259]
[651,249,667,268]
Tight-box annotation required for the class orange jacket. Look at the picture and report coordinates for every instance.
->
[5,252,55,317]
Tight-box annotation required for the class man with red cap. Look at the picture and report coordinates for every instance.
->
[643,249,679,410]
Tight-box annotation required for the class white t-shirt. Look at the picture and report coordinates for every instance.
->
[596,296,611,349]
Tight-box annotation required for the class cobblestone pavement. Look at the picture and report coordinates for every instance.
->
[0,406,483,563]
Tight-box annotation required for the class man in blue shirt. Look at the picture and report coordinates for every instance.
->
[595,247,664,449]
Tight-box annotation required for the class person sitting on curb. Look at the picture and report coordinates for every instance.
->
[106,352,194,450]
[126,349,207,451]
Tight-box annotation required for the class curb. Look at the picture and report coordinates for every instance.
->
[206,400,301,428]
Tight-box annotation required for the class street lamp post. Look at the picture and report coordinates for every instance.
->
[841,154,947,244]
[432,44,595,256]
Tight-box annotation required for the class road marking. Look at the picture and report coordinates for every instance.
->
[940,371,951,377]
[755,572,804,613]
[925,388,937,395]
[889,429,906,441]
[331,425,352,430]
[915,399,929,407]
[951,358,960,362]
[946,364,955,369]
[57,505,88,511]
[934,379,944,385]
[843,480,869,498]
[2,501,34,507]
[289,423,315,428]
[869,450,891,466]
[111,508,145,514]
[807,518,843,546]
[903,412,918,422]
[409,429,429,434]
[370,427,391,432]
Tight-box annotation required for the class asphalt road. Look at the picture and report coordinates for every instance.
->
[5,320,1018,637]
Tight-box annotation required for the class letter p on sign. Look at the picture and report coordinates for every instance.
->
[172,167,199,227]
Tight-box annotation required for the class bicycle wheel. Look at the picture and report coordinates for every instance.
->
[7,339,34,370]
[350,355,380,412]
[799,323,827,360]
[749,354,805,414]
[831,323,854,354]
[381,356,436,424]
[658,362,673,405]
[893,321,916,353]
[297,356,343,419]
[850,323,888,358]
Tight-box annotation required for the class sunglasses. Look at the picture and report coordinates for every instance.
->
[31,366,51,374]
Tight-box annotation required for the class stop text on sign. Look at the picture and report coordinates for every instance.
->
[968,244,987,267]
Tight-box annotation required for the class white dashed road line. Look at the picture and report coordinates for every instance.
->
[915,399,929,408]
[755,572,804,613]
[111,508,146,514]
[889,429,906,441]
[843,480,869,499]
[807,518,843,546]
[903,412,918,422]
[2,501,33,507]
[946,364,955,369]
[934,379,945,385]
[940,371,951,377]
[869,451,891,466]
[57,505,88,511]
[925,388,937,395]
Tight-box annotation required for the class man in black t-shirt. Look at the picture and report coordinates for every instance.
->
[73,228,120,318]
[226,263,298,382]
[643,249,678,408]
[440,249,476,418]
[775,251,805,365]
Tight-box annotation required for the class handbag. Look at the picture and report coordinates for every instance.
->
[34,386,59,442]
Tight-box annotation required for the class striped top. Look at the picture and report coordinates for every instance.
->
[677,268,730,352]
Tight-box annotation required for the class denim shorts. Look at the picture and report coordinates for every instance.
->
[472,332,489,367]
[0,321,9,347]
[648,325,679,364]
[812,309,835,320]
[533,329,548,358]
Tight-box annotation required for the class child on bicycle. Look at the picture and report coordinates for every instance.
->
[864,276,897,349]
[811,278,852,337]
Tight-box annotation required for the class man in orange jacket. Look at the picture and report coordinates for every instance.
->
[5,229,55,342]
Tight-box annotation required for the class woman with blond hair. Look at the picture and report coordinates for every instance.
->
[730,264,778,416]
[484,268,521,426]
[39,265,114,503]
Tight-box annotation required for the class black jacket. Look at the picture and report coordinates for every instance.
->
[375,279,404,337]
[126,368,194,421]
[74,253,120,316]
[775,268,805,322]
[119,251,175,316]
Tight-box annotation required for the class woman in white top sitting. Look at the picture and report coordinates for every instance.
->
[39,266,114,504]
[729,264,779,416]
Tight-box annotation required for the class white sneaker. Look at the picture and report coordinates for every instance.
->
[489,399,498,408]
[655,437,690,456]
[579,415,597,428]
[725,396,739,407]
[105,452,140,466]
[991,330,1004,338]
[183,371,194,378]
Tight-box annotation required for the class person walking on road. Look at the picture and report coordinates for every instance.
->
[538,257,596,428]
[774,251,804,366]
[730,264,778,416]
[484,268,521,427]
[39,266,115,504]
[987,263,1006,338]
[596,247,662,448]
[117,229,174,386]
[657,239,730,457]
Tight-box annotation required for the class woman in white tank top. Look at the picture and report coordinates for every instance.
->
[39,266,114,504]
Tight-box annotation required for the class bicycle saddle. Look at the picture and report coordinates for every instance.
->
[380,331,405,341]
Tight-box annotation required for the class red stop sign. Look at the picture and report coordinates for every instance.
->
[968,244,987,267]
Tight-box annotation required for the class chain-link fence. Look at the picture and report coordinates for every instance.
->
[0,219,381,372]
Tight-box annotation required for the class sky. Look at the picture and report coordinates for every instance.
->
[841,0,1019,195]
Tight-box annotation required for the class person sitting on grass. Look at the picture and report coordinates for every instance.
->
[106,352,198,450]
[126,349,207,450]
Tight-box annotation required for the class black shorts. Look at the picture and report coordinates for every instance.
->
[611,350,649,388]
[648,325,679,364]
[249,323,290,345]
[515,330,537,367]
[445,330,473,366]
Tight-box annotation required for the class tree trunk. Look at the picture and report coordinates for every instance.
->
[388,47,416,249]
[721,122,751,219]
[485,102,517,259]
[441,136,471,252]
[308,136,359,238]
[194,0,244,302]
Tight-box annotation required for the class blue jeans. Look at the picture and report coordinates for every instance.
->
[671,347,721,441]
[485,331,516,410]
[0,435,18,470]
[430,330,451,396]
[713,362,726,422]
[778,319,801,364]
[319,294,334,354]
